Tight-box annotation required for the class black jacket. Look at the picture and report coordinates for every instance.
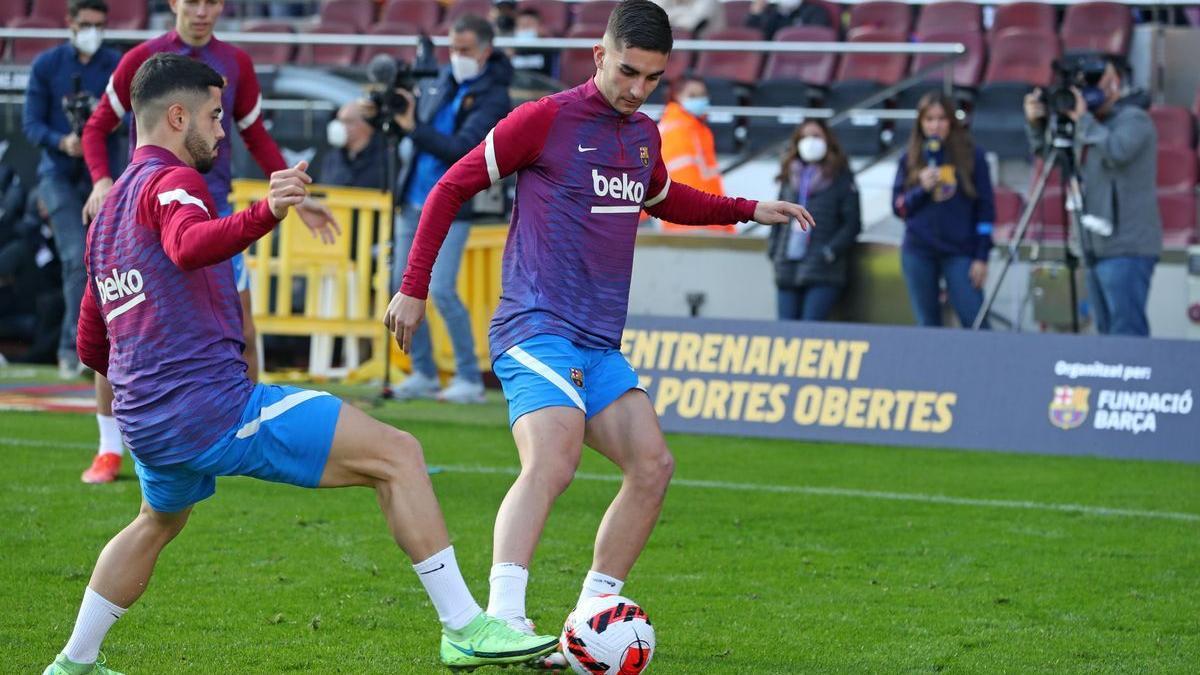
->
[768,167,861,288]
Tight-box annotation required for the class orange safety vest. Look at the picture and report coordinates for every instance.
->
[655,101,734,233]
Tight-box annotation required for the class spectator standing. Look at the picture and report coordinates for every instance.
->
[22,0,120,379]
[892,92,994,328]
[656,75,731,232]
[768,119,861,320]
[319,101,387,189]
[745,0,833,39]
[653,0,724,35]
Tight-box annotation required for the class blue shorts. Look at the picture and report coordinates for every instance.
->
[493,334,642,427]
[134,384,343,513]
[217,203,251,293]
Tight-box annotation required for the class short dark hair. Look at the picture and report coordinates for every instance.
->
[453,14,495,47]
[517,7,541,20]
[69,0,108,18]
[606,0,672,54]
[130,53,224,129]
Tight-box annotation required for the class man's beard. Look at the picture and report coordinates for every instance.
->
[185,125,216,174]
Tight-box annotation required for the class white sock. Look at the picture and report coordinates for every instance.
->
[486,562,529,622]
[412,546,482,631]
[63,587,126,664]
[579,570,624,605]
[96,414,124,456]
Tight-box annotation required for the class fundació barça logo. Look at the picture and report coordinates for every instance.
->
[1049,386,1091,430]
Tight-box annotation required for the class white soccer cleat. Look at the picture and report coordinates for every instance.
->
[437,377,486,404]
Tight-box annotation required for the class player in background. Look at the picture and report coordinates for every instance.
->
[384,0,814,663]
[77,0,338,484]
[43,54,557,675]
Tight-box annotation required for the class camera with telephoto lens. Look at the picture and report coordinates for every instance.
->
[62,73,94,136]
[365,34,439,132]
[1038,53,1108,144]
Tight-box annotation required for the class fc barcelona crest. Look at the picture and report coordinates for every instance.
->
[1048,386,1090,430]
[570,368,584,388]
[639,146,649,166]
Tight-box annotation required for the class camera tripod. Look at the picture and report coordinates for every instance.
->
[379,112,403,400]
[973,138,1082,332]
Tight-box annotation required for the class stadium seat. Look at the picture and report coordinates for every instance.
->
[0,2,27,27]
[972,29,1059,158]
[519,0,570,37]
[361,21,422,65]
[893,30,985,144]
[1061,2,1131,56]
[915,2,981,35]
[663,26,693,83]
[7,16,60,64]
[721,1,754,28]
[319,0,376,33]
[746,25,839,151]
[848,2,912,35]
[379,0,441,32]
[559,24,605,87]
[439,0,492,32]
[826,27,910,156]
[990,2,1056,42]
[106,0,148,29]
[29,0,66,22]
[574,1,618,27]
[762,25,839,87]
[693,27,763,103]
[301,21,361,67]
[233,21,295,67]
[1157,145,1197,192]
[1150,105,1195,148]
[1158,189,1199,247]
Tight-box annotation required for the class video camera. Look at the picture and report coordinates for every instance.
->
[61,73,94,136]
[365,34,439,133]
[1038,53,1109,144]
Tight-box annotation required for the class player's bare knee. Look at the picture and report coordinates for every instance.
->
[377,427,427,484]
[627,446,674,494]
[136,503,190,543]
[521,455,579,496]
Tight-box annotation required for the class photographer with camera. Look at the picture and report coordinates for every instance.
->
[1024,55,1162,337]
[387,15,513,403]
[22,0,120,379]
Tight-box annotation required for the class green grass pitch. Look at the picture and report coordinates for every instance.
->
[3,384,1198,673]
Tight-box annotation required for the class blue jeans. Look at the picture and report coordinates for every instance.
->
[901,250,987,328]
[1086,256,1155,336]
[38,172,91,364]
[776,284,841,321]
[390,207,481,382]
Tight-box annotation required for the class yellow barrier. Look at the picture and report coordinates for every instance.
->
[229,179,509,381]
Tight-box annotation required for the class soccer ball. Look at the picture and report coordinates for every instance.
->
[560,594,655,674]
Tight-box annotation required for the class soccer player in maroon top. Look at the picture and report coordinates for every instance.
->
[384,0,813,661]
[43,54,557,675]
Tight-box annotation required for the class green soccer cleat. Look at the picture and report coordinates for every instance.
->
[440,613,559,670]
[43,653,124,675]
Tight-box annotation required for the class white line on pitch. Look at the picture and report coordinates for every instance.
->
[437,464,1200,524]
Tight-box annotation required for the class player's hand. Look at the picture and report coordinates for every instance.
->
[82,176,113,224]
[969,260,988,289]
[918,166,939,192]
[384,291,427,353]
[753,200,815,230]
[59,132,82,157]
[295,196,341,245]
[267,160,312,220]
[1024,88,1046,123]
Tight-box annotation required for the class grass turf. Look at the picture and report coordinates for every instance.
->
[3,384,1198,673]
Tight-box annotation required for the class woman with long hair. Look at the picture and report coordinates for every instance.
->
[893,92,995,327]
[768,119,861,320]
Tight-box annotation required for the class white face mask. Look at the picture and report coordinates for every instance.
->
[798,136,827,163]
[778,0,803,12]
[326,120,348,148]
[514,29,538,40]
[450,54,482,83]
[72,27,103,56]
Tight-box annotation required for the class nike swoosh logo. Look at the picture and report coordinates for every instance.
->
[419,563,446,575]
[448,642,475,656]
[578,145,597,152]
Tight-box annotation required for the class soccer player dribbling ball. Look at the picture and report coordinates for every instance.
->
[384,0,815,667]
[42,53,558,675]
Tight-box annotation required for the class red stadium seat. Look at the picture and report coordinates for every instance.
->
[29,0,67,22]
[835,27,909,86]
[1157,146,1197,191]
[911,30,984,88]
[361,21,422,65]
[380,0,441,32]
[0,2,27,27]
[915,2,981,35]
[559,24,604,87]
[1150,105,1195,148]
[232,20,295,66]
[320,0,375,32]
[106,0,148,29]
[848,2,911,35]
[439,0,492,32]
[519,0,570,37]
[1031,187,1069,242]
[693,27,764,104]
[1061,2,1130,56]
[990,2,1055,42]
[762,25,838,86]
[991,185,1025,243]
[722,1,753,28]
[1158,189,1199,247]
[664,26,693,83]
[973,34,1059,159]
[301,21,361,67]
[7,16,59,64]
[983,29,1058,86]
[574,1,617,27]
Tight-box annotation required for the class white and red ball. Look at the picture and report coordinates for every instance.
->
[560,594,655,675]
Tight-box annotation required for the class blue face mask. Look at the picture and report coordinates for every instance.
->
[681,96,710,118]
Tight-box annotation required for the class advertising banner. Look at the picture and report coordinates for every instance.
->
[622,316,1198,463]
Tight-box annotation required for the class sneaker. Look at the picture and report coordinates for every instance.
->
[437,378,486,404]
[440,612,558,670]
[58,358,82,380]
[81,453,121,484]
[43,652,123,674]
[393,372,439,401]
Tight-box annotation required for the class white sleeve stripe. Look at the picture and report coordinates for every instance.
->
[157,188,210,215]
[236,95,262,131]
[484,129,500,185]
[644,177,671,207]
[105,78,126,118]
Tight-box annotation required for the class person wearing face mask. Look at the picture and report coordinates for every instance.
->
[745,0,832,40]
[318,101,386,189]
[508,8,558,79]
[22,0,120,382]
[1024,55,1161,337]
[768,119,861,320]
[893,92,995,329]
[387,14,513,403]
[652,0,724,35]
[656,74,731,232]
